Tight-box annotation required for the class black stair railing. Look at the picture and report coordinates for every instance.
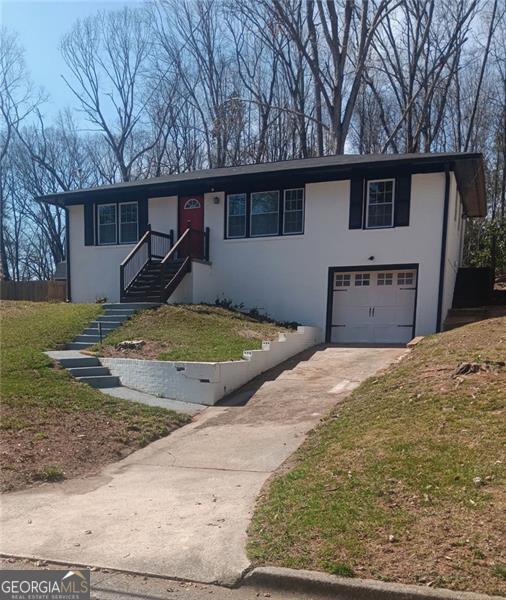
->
[120,227,174,298]
[159,226,210,302]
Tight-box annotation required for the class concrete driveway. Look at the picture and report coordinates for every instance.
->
[0,345,405,585]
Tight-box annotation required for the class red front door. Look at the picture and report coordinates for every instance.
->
[178,195,204,257]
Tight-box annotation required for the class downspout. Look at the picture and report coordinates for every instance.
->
[436,165,451,332]
[64,207,72,302]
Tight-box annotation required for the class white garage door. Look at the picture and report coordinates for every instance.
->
[330,269,417,344]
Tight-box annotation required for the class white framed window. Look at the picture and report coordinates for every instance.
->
[283,188,304,234]
[227,193,247,238]
[97,203,117,245]
[184,198,201,210]
[377,272,393,286]
[119,202,138,244]
[366,179,395,228]
[250,191,279,237]
[335,273,351,288]
[355,273,370,286]
[397,272,414,286]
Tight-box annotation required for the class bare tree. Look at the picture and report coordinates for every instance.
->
[61,7,169,181]
[364,0,480,153]
[262,0,396,154]
[0,28,43,280]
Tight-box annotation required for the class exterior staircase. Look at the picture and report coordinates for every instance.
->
[121,259,184,303]
[66,302,159,351]
[46,349,202,413]
[120,226,209,304]
[46,302,203,412]
[58,354,120,389]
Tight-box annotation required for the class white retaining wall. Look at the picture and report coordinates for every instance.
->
[101,326,322,405]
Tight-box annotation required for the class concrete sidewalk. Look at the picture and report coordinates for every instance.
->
[0,346,405,585]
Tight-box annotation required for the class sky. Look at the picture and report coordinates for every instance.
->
[1,0,143,122]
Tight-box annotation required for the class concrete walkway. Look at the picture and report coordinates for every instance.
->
[1,346,405,585]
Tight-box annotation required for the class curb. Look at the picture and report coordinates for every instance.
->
[0,553,218,586]
[242,567,505,600]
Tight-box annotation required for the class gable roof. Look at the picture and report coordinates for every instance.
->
[39,152,486,217]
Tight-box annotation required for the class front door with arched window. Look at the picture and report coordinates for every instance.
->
[178,195,204,257]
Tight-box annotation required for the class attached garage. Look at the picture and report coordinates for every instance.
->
[327,265,418,344]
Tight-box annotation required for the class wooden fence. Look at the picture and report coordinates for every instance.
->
[0,280,67,302]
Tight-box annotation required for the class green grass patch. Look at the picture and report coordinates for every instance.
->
[0,301,191,491]
[248,317,506,595]
[493,564,506,581]
[95,304,293,362]
[33,465,65,482]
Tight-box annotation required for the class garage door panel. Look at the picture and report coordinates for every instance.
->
[373,302,414,325]
[330,268,417,344]
[331,325,372,344]
[332,303,371,326]
[372,325,413,344]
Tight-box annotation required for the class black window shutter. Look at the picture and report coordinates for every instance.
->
[394,174,411,227]
[84,203,94,246]
[349,177,364,229]
[138,199,149,235]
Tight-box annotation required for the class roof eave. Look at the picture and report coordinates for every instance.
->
[37,153,486,214]
[453,156,486,218]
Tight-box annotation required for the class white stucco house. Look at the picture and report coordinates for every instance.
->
[40,153,485,345]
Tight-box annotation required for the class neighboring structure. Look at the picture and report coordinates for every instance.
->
[53,260,67,281]
[40,153,486,345]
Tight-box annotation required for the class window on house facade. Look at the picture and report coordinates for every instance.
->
[283,188,304,234]
[184,198,201,210]
[377,272,393,285]
[97,204,117,245]
[227,193,247,238]
[355,273,370,286]
[226,188,305,239]
[366,179,395,228]
[119,202,138,243]
[251,191,279,236]
[97,201,139,245]
[335,273,351,287]
[398,272,414,286]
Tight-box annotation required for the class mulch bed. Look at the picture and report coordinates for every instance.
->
[0,405,178,492]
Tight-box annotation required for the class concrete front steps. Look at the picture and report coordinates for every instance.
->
[59,355,120,388]
[47,302,205,414]
[66,303,159,350]
[46,350,204,415]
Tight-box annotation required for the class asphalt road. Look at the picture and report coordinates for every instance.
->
[0,558,317,600]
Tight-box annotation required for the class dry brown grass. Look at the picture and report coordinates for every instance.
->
[249,317,506,596]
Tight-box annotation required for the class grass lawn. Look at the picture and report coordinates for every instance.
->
[248,317,506,596]
[95,304,293,362]
[0,301,190,492]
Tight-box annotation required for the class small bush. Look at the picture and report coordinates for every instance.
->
[33,466,65,482]
[327,563,355,578]
[493,564,506,581]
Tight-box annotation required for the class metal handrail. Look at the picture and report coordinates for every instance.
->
[160,228,191,265]
[120,227,174,299]
[161,256,191,302]
[151,230,173,259]
[120,228,150,267]
[121,225,209,302]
